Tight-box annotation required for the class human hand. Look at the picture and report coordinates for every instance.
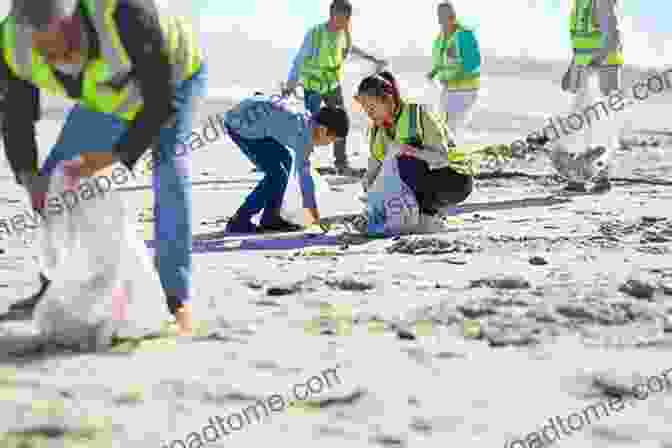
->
[61,159,83,190]
[397,144,418,158]
[68,152,118,178]
[18,171,50,211]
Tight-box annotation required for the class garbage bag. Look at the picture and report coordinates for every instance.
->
[365,143,421,236]
[33,160,170,351]
[550,66,620,182]
[279,150,330,226]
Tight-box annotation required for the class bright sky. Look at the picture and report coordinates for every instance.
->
[0,0,668,69]
[191,0,671,69]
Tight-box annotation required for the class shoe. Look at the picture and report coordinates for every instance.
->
[9,273,51,311]
[225,215,259,234]
[258,216,303,232]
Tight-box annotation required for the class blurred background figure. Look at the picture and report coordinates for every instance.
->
[552,0,624,193]
[283,0,387,176]
[426,1,481,139]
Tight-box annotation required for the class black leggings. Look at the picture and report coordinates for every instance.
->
[397,156,473,214]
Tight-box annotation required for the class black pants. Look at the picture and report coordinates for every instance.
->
[397,156,473,214]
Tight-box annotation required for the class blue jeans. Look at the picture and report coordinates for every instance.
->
[40,64,208,309]
[226,127,293,222]
[304,85,348,166]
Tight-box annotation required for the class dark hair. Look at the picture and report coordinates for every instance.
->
[356,70,401,105]
[314,106,350,139]
[330,0,352,17]
[12,0,78,29]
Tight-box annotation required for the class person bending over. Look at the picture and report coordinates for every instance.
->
[223,95,349,234]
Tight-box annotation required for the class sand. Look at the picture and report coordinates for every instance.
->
[0,53,671,448]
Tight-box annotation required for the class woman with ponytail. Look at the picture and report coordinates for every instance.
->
[354,70,476,227]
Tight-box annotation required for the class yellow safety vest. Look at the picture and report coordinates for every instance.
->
[1,0,203,122]
[432,25,480,90]
[368,101,486,176]
[570,0,624,66]
[299,23,351,95]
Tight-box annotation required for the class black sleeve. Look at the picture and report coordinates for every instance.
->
[0,50,41,181]
[111,1,177,171]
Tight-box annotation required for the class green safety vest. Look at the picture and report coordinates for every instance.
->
[368,101,483,176]
[570,0,624,66]
[299,23,351,95]
[432,25,480,90]
[1,0,203,122]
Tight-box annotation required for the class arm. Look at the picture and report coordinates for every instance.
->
[0,55,41,182]
[110,1,178,171]
[287,29,314,83]
[295,145,318,210]
[349,45,382,64]
[457,30,481,74]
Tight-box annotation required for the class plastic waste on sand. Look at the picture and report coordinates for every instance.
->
[33,160,170,351]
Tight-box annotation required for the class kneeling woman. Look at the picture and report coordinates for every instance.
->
[354,71,478,233]
[223,95,349,233]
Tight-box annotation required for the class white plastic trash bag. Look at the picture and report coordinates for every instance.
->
[33,160,170,350]
[550,67,620,182]
[279,149,330,226]
[365,143,421,236]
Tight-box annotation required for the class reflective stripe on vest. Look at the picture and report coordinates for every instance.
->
[570,0,623,66]
[2,0,202,121]
[300,23,350,94]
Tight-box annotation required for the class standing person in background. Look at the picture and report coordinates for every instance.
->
[282,0,388,176]
[426,1,481,139]
[550,0,623,193]
[1,0,207,336]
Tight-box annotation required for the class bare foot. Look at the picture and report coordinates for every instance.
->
[174,303,194,336]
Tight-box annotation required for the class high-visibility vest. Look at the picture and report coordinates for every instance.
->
[368,101,483,176]
[432,25,480,90]
[1,0,203,122]
[569,0,624,66]
[299,23,352,95]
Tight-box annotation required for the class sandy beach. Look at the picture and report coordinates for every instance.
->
[0,41,672,448]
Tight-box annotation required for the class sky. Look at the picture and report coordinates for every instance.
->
[189,0,672,69]
[0,0,669,69]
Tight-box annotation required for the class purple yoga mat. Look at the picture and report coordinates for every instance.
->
[145,234,344,253]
